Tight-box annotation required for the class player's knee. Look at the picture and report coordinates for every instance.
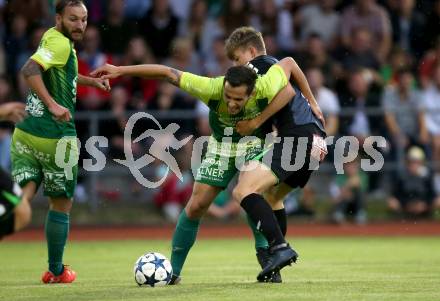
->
[49,198,73,213]
[186,197,209,219]
[264,192,275,206]
[267,196,283,210]
[232,185,254,204]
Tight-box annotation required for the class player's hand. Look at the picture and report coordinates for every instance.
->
[236,119,258,136]
[92,77,111,92]
[48,102,71,122]
[90,64,121,80]
[310,103,325,128]
[0,102,26,123]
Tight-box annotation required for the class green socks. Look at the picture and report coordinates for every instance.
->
[170,211,270,276]
[170,211,200,276]
[45,210,69,276]
[246,214,269,250]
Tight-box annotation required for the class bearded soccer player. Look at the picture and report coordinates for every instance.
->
[3,0,110,284]
[91,57,300,283]
[225,27,327,281]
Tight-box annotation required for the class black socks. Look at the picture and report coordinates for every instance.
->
[241,193,286,247]
[273,208,287,237]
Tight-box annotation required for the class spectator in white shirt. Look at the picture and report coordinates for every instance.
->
[296,0,340,48]
[306,67,340,136]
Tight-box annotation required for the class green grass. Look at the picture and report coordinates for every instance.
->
[1,237,440,301]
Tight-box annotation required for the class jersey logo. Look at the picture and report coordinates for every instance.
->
[245,62,259,74]
[26,93,45,117]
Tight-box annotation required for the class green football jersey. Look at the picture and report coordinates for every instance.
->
[17,27,78,138]
[180,64,288,142]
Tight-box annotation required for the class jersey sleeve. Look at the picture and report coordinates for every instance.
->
[255,64,288,102]
[179,72,223,104]
[31,34,70,71]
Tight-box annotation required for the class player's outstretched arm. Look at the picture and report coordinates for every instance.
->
[21,59,71,122]
[277,57,325,127]
[78,74,111,92]
[91,64,183,87]
[236,84,295,136]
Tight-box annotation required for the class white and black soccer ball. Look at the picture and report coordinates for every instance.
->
[134,252,173,287]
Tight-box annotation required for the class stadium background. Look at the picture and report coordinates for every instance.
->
[1,0,440,227]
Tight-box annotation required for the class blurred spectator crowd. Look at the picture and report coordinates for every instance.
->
[1,0,440,221]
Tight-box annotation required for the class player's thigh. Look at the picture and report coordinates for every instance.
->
[194,139,238,189]
[233,160,278,203]
[185,182,223,218]
[21,181,37,204]
[10,129,43,191]
[40,136,79,200]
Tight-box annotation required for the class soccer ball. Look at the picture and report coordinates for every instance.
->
[133,252,173,287]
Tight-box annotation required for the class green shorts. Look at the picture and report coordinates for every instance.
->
[10,128,79,199]
[195,136,262,188]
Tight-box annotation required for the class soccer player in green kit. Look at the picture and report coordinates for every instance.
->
[8,0,110,283]
[92,57,300,283]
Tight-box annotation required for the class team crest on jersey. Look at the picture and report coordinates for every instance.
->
[26,93,45,117]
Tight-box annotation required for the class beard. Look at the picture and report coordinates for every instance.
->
[60,21,84,41]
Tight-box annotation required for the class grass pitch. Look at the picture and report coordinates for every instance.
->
[1,237,440,301]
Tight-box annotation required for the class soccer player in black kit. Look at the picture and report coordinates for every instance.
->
[225,27,327,282]
[0,102,26,239]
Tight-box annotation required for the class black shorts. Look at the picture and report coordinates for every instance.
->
[257,125,326,189]
[0,168,21,220]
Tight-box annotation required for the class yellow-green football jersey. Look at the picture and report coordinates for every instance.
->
[17,27,78,138]
[180,64,288,142]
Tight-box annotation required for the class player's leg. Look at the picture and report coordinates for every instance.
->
[2,128,42,237]
[41,196,73,278]
[233,162,298,282]
[13,181,36,232]
[0,174,24,239]
[40,196,76,284]
[41,194,76,284]
[232,160,291,253]
[170,182,222,281]
[233,132,320,281]
[170,138,228,283]
[39,136,78,283]
[265,183,293,237]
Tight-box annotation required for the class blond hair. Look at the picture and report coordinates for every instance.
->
[225,27,266,60]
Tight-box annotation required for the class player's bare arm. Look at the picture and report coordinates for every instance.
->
[277,57,325,127]
[237,57,324,135]
[236,84,295,136]
[78,74,111,91]
[21,59,71,122]
[90,64,183,87]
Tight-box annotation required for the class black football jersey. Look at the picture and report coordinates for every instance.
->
[248,55,325,136]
